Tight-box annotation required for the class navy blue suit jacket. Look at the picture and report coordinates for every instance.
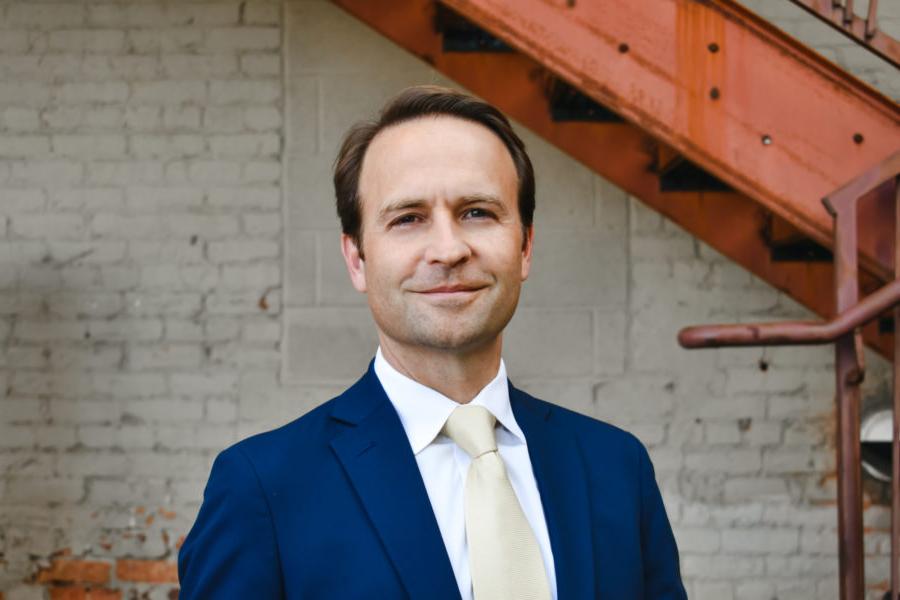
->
[178,363,687,599]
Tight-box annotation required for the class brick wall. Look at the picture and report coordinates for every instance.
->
[0,1,896,599]
[0,0,282,597]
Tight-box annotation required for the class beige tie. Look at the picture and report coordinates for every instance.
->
[442,405,551,600]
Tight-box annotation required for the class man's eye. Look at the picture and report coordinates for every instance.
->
[391,214,421,226]
[463,208,494,219]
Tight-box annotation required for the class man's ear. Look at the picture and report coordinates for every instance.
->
[340,233,367,293]
[520,224,534,281]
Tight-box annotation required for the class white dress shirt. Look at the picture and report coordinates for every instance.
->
[373,347,558,600]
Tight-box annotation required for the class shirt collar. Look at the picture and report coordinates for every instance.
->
[373,346,526,455]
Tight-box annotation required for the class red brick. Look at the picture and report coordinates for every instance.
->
[35,559,111,584]
[115,559,178,583]
[49,587,121,600]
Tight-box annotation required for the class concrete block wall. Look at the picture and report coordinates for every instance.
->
[0,1,895,598]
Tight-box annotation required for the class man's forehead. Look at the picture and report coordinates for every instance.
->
[359,115,517,206]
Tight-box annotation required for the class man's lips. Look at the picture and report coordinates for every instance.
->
[417,285,486,293]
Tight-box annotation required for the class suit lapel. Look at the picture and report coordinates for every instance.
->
[510,383,597,599]
[329,365,461,600]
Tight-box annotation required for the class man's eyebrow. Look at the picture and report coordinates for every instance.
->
[459,194,504,208]
[377,198,428,222]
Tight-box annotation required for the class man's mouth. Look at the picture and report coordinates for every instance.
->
[418,285,486,294]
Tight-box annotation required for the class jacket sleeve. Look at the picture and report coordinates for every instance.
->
[638,443,688,600]
[178,445,285,599]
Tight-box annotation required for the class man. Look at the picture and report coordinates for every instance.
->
[178,86,687,599]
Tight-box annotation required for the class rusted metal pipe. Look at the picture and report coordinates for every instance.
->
[844,0,854,25]
[892,177,899,600]
[833,191,866,600]
[677,278,900,348]
[866,0,879,38]
[786,0,900,68]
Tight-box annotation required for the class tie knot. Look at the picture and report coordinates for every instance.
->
[442,404,498,459]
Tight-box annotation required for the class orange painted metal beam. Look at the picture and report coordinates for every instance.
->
[440,0,900,282]
[331,0,896,359]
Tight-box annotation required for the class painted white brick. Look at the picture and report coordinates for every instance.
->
[164,213,240,239]
[168,3,240,26]
[206,27,280,51]
[92,213,165,239]
[125,186,205,212]
[163,318,205,342]
[207,186,280,209]
[242,212,281,236]
[50,345,124,370]
[244,106,282,131]
[0,31,29,53]
[161,54,238,79]
[207,289,280,315]
[141,264,219,290]
[170,372,238,396]
[188,159,243,184]
[2,107,41,131]
[243,2,282,25]
[243,159,280,182]
[53,134,127,158]
[163,106,203,130]
[130,134,206,158]
[684,449,761,473]
[55,82,129,104]
[124,291,203,317]
[124,106,162,131]
[203,106,244,132]
[127,29,205,54]
[208,239,279,262]
[48,30,126,53]
[128,240,204,263]
[209,80,280,104]
[722,528,799,555]
[0,136,50,158]
[132,81,207,105]
[81,56,161,82]
[12,214,86,239]
[2,189,45,213]
[130,343,204,370]
[6,3,86,29]
[47,291,122,318]
[693,582,733,600]
[0,82,51,106]
[209,133,280,157]
[9,159,82,185]
[87,161,165,185]
[87,318,163,342]
[222,263,280,288]
[240,53,281,76]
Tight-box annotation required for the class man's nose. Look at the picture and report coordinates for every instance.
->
[423,216,472,267]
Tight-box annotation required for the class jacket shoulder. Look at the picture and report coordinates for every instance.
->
[516,387,646,458]
[213,395,344,487]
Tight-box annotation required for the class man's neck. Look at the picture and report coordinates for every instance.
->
[377,337,503,404]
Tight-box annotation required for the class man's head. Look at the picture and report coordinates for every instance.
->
[333,86,536,355]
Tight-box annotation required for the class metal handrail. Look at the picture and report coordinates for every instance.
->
[786,0,900,69]
[678,153,900,599]
[678,279,900,348]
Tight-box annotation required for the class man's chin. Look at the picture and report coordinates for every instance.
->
[406,320,501,352]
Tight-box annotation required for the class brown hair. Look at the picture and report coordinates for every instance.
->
[332,85,535,255]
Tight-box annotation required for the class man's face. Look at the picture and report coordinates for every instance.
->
[341,115,533,354]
